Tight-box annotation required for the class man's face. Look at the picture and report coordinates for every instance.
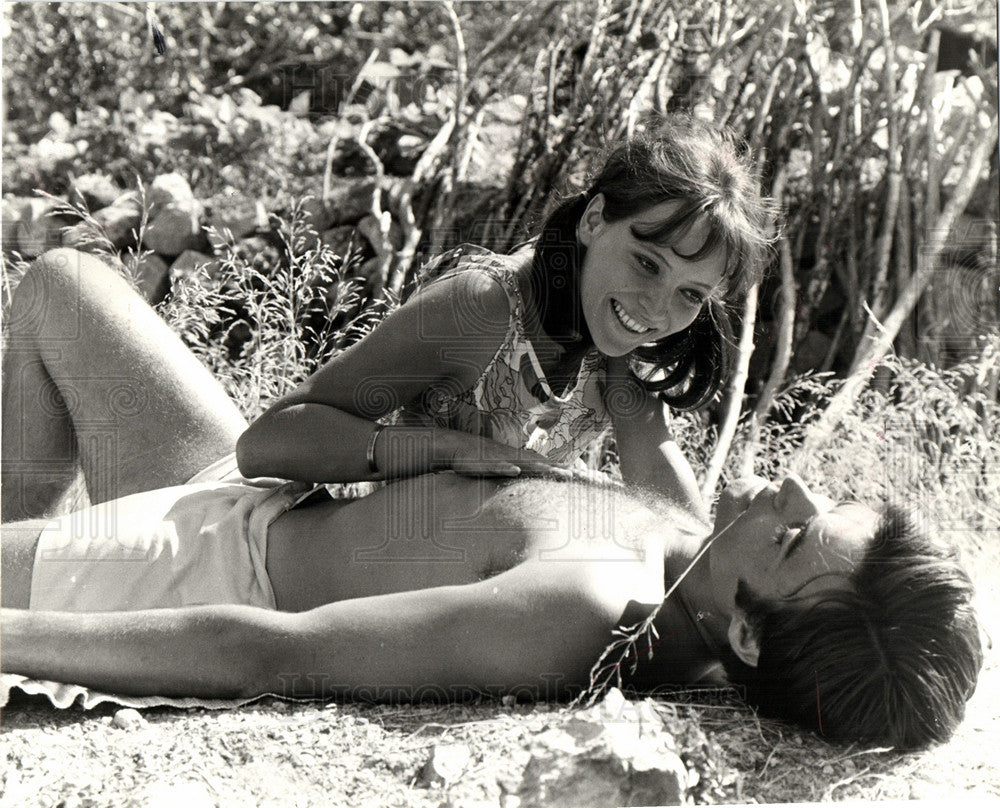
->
[708,475,878,613]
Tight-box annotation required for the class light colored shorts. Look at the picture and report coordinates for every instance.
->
[29,480,316,612]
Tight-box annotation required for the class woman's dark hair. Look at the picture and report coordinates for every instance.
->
[529,115,775,409]
[720,505,984,750]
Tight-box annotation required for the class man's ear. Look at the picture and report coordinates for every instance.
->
[727,612,761,667]
[577,194,606,246]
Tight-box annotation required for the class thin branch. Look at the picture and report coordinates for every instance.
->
[702,283,759,500]
[893,174,916,357]
[470,1,555,77]
[868,0,903,319]
[924,30,942,224]
[355,121,392,296]
[742,175,795,477]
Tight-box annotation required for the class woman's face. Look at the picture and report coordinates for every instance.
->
[707,475,878,614]
[577,195,727,357]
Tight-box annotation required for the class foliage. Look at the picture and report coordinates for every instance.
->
[159,200,385,419]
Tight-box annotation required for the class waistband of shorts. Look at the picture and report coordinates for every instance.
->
[247,481,328,608]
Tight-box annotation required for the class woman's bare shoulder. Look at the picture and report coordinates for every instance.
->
[406,265,515,343]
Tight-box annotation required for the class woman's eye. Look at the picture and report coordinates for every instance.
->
[682,290,706,306]
[636,255,659,275]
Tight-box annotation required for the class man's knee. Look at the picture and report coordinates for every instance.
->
[28,247,89,281]
[12,249,119,327]
[15,248,85,303]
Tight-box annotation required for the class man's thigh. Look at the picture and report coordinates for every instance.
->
[12,249,249,500]
[1,518,49,608]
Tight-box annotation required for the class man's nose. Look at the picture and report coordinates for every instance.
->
[774,474,827,522]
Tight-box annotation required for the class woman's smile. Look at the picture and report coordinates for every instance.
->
[610,298,653,335]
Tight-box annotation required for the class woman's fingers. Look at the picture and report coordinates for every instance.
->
[443,433,578,479]
[511,461,574,480]
[451,461,522,478]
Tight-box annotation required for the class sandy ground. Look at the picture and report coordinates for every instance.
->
[3,652,997,807]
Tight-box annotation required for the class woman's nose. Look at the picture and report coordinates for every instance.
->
[640,290,672,332]
[774,474,826,522]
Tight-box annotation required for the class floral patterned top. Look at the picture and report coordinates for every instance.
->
[395,244,611,465]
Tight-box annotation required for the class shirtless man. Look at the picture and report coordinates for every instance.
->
[1,469,983,751]
[0,250,984,750]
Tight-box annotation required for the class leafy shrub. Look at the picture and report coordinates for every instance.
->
[159,199,387,419]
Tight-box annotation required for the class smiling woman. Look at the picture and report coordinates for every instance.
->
[577,196,728,357]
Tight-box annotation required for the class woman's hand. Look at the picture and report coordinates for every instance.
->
[433,431,575,480]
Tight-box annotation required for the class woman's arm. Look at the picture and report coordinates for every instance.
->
[1,563,617,700]
[604,356,709,522]
[237,270,556,483]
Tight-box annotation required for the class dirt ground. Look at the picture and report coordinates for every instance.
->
[3,649,998,807]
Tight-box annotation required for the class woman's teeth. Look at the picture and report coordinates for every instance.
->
[612,300,651,335]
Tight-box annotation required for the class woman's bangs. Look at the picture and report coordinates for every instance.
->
[629,202,733,268]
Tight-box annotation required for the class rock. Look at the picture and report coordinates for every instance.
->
[231,236,281,273]
[69,173,122,210]
[132,253,171,303]
[514,689,687,808]
[301,197,336,233]
[148,172,195,212]
[370,124,425,175]
[419,743,473,786]
[110,190,143,211]
[356,213,403,255]
[791,329,833,373]
[48,111,72,138]
[14,198,64,257]
[62,201,142,251]
[169,250,220,282]
[32,136,78,171]
[145,203,205,257]
[3,197,30,251]
[359,256,387,290]
[320,224,360,257]
[323,177,378,225]
[112,708,146,730]
[207,192,269,250]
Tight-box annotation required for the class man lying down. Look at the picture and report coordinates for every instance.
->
[1,471,983,750]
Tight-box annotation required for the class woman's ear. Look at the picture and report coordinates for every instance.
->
[577,194,606,246]
[727,611,761,667]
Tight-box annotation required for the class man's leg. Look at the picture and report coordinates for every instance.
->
[0,518,48,608]
[2,248,249,520]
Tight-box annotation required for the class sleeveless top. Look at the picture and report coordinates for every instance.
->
[395,244,611,465]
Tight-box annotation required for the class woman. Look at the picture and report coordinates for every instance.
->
[2,115,773,526]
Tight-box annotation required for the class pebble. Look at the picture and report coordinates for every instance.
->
[148,172,196,210]
[420,743,473,785]
[113,708,146,731]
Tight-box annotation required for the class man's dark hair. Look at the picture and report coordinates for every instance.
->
[720,505,983,750]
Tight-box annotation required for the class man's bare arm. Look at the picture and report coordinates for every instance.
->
[1,562,622,700]
[2,605,273,698]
